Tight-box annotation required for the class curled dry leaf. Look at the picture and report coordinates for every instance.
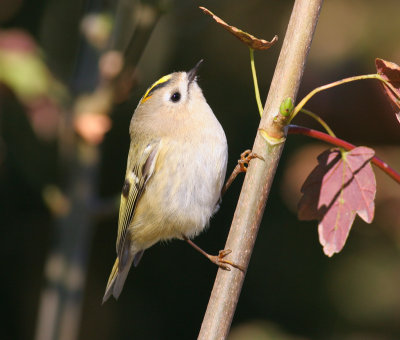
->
[298,147,376,257]
[375,58,400,123]
[199,6,278,50]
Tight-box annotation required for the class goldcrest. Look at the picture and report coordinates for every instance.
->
[103,60,228,302]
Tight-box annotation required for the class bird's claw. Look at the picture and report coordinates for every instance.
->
[207,249,244,272]
[238,149,264,172]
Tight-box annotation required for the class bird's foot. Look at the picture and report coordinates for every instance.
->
[183,236,244,271]
[221,149,264,196]
[237,149,264,173]
[206,249,244,272]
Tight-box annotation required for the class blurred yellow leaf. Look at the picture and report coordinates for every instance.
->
[0,51,50,100]
[0,30,67,140]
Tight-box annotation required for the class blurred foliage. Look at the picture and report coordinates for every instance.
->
[0,29,66,140]
[0,0,400,340]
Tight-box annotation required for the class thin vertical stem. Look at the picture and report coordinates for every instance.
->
[299,108,336,137]
[250,48,264,116]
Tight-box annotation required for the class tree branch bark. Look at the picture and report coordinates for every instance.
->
[198,1,324,339]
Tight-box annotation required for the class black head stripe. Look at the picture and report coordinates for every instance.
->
[141,79,171,103]
[146,79,170,97]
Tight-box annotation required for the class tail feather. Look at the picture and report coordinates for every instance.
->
[102,254,134,303]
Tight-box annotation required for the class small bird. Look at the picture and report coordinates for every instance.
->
[103,60,229,302]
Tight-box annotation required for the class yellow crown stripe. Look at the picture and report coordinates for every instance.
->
[141,74,172,103]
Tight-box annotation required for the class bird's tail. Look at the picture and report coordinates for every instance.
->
[102,255,134,303]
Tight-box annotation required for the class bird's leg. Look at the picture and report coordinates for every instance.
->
[187,150,261,272]
[221,149,264,196]
[182,235,244,271]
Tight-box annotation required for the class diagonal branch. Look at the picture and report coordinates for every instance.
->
[198,0,324,338]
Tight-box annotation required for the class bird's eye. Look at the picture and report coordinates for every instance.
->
[170,92,181,102]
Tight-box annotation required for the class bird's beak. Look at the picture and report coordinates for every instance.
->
[187,59,203,83]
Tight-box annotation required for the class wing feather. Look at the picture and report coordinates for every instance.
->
[116,141,160,265]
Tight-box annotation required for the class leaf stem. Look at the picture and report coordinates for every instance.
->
[288,125,400,184]
[250,48,263,116]
[289,74,383,123]
[299,108,336,137]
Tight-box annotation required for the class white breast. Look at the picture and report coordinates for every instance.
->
[159,123,228,238]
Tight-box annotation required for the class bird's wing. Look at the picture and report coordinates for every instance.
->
[116,140,160,268]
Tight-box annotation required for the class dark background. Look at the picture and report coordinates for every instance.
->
[1,0,400,339]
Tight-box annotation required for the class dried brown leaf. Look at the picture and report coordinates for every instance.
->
[199,6,278,50]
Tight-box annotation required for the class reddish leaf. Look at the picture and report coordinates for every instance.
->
[0,29,36,52]
[199,6,278,50]
[298,147,376,257]
[375,58,400,123]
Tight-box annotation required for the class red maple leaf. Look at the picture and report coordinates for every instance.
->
[298,147,376,257]
[375,58,400,123]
